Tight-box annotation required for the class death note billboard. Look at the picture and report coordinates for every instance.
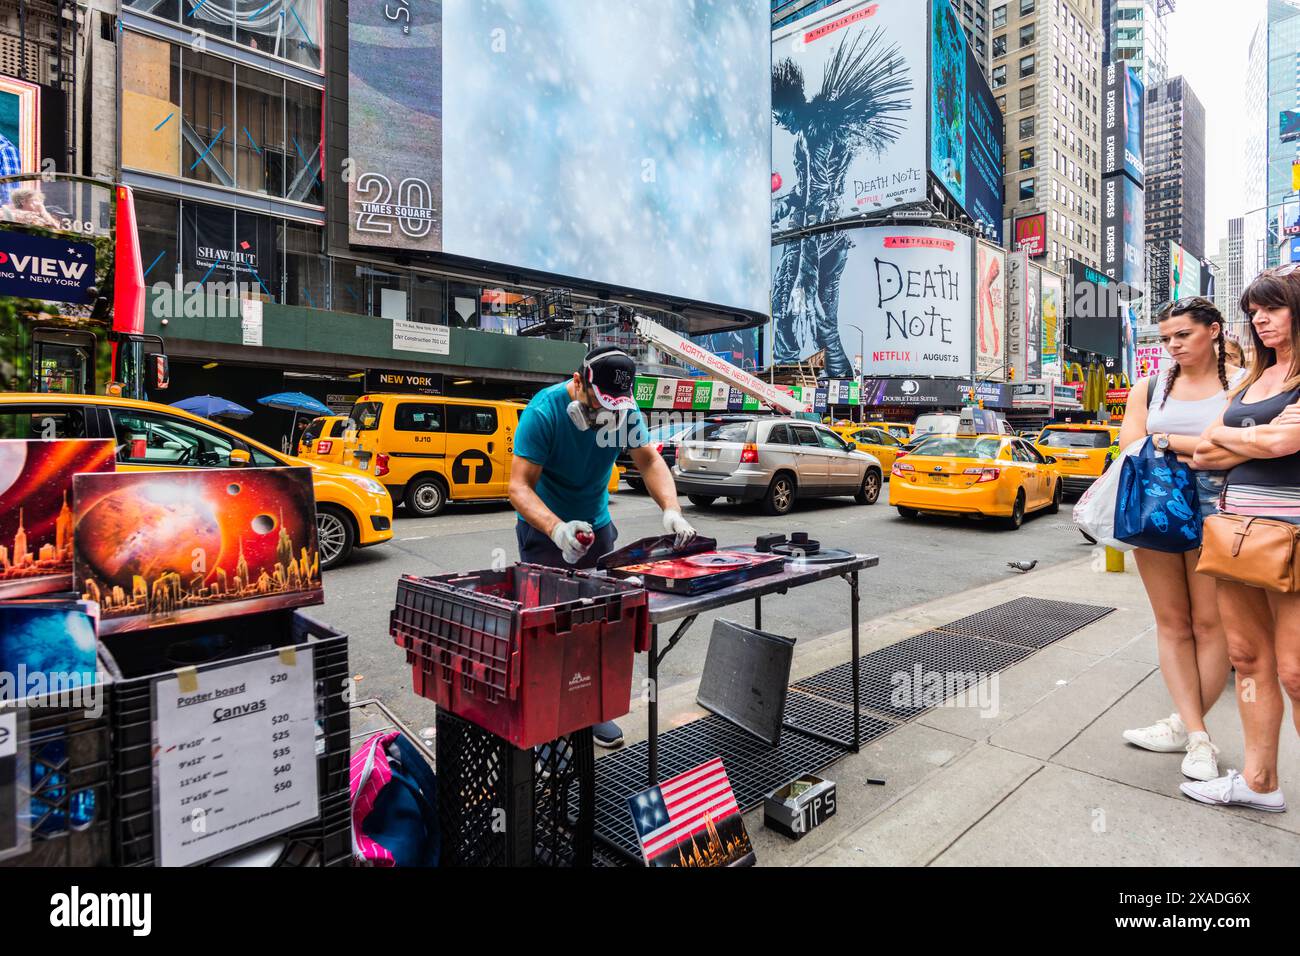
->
[772,0,926,229]
[771,225,972,378]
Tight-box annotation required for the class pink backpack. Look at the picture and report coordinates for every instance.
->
[350,731,440,867]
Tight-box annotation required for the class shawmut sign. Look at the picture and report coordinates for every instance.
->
[634,317,804,415]
[0,233,97,304]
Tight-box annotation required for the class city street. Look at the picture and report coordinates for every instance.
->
[320,484,1088,734]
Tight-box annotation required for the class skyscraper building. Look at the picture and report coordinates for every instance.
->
[1101,0,1173,87]
[1243,0,1300,276]
[992,0,1104,275]
[1145,76,1207,260]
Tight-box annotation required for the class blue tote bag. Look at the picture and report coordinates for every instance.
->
[1114,438,1202,552]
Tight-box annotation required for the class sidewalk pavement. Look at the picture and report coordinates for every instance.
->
[608,552,1300,866]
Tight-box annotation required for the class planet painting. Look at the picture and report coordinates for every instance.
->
[0,439,117,597]
[72,466,322,633]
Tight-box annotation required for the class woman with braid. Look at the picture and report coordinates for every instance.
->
[1117,298,1245,782]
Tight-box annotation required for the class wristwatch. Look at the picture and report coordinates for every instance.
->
[1153,433,1171,451]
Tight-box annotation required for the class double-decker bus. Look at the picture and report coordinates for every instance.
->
[0,172,163,398]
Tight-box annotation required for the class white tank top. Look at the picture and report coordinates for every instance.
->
[1145,367,1246,438]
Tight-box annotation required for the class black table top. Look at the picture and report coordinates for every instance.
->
[638,552,880,624]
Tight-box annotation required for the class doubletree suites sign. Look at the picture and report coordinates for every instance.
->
[364,369,444,395]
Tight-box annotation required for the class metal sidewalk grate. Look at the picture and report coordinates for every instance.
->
[590,714,849,861]
[935,597,1116,649]
[782,691,899,748]
[792,631,1035,719]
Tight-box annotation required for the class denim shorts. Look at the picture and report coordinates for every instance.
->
[1195,472,1225,520]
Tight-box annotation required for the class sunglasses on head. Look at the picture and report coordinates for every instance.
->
[1265,262,1300,278]
[1169,296,1212,314]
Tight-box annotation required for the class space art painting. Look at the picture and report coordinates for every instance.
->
[0,439,116,598]
[72,467,322,634]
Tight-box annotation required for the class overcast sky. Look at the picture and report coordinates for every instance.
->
[1166,0,1266,255]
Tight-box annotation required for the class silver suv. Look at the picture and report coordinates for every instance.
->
[672,417,883,516]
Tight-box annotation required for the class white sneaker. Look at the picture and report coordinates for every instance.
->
[1180,771,1287,813]
[1181,732,1219,781]
[1123,712,1188,752]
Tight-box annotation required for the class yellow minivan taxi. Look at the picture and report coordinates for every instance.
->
[889,432,1061,529]
[0,394,393,569]
[299,415,358,468]
[1033,424,1120,497]
[349,394,526,517]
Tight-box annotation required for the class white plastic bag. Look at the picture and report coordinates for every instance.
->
[1071,438,1146,551]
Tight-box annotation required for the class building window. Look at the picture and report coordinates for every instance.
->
[181,51,236,190]
[992,65,1007,89]
[1019,0,1034,14]
[123,0,323,72]
[1020,147,1035,170]
[992,4,1007,29]
[1019,116,1035,138]
[996,95,1007,111]
[1019,24,1035,47]
[993,34,1007,58]
[1019,177,1035,201]
[1020,85,1036,109]
[1019,54,1035,78]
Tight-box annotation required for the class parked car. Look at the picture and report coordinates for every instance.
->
[0,394,393,570]
[672,417,883,516]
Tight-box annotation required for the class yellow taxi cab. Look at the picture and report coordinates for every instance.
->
[837,424,906,474]
[868,421,915,443]
[298,415,358,468]
[0,393,393,569]
[1033,423,1120,498]
[349,393,620,517]
[889,430,1062,530]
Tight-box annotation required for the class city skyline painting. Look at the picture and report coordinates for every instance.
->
[72,467,322,634]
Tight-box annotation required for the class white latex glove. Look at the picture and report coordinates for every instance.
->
[550,519,594,565]
[662,508,697,549]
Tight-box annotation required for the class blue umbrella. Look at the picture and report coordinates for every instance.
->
[257,392,333,417]
[170,394,254,420]
[258,392,334,454]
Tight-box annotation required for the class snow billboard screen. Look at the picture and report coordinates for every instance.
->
[346,0,772,316]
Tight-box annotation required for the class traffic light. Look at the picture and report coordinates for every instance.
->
[1008,367,1016,381]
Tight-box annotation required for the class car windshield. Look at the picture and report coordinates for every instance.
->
[909,436,1004,460]
[1038,430,1112,449]
[351,402,382,431]
[914,415,959,434]
[697,421,751,443]
[302,418,328,443]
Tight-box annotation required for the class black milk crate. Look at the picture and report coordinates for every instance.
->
[0,684,113,868]
[435,708,593,867]
[98,610,350,867]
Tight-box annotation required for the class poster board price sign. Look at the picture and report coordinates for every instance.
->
[153,649,319,867]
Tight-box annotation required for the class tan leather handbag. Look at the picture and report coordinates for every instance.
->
[1197,513,1300,593]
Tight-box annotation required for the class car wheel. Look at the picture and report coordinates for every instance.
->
[897,506,919,520]
[855,469,882,505]
[316,506,355,571]
[762,474,796,517]
[627,477,646,493]
[405,476,448,517]
[688,495,716,508]
[1047,479,1063,514]
[1004,490,1026,530]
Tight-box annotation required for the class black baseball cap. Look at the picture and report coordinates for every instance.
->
[581,346,638,411]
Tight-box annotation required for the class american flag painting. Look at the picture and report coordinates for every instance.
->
[627,758,755,867]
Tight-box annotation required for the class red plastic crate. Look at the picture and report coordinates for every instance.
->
[391,565,650,748]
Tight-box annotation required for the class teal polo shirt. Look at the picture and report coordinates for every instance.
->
[514,382,649,530]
